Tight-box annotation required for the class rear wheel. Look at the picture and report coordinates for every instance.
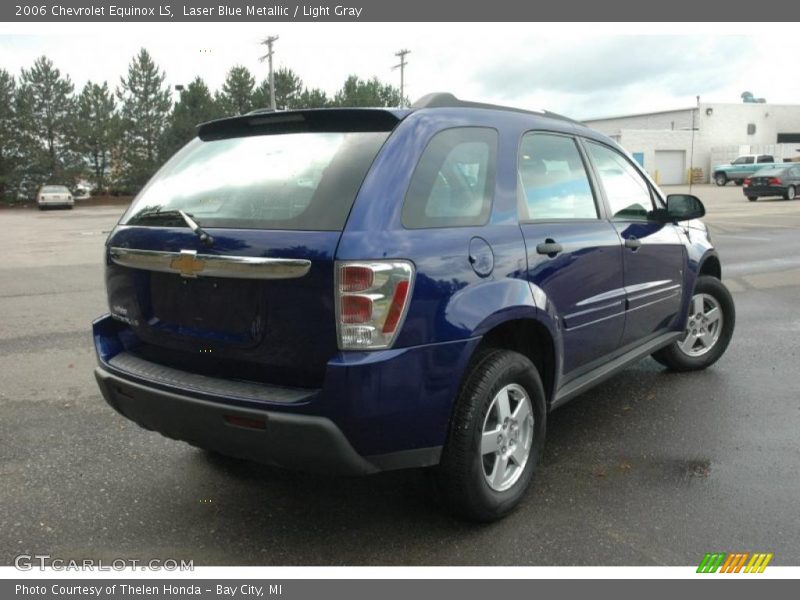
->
[784,185,796,201]
[434,349,546,522]
[747,195,758,202]
[652,276,735,371]
[714,173,728,186]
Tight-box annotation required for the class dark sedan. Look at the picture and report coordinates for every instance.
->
[743,165,800,201]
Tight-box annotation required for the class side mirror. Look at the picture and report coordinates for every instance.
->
[664,194,705,222]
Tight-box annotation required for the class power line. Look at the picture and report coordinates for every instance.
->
[392,49,410,108]
[259,35,279,110]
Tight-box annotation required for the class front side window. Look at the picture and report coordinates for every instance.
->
[586,142,654,220]
[402,127,497,229]
[517,133,597,220]
[123,131,389,231]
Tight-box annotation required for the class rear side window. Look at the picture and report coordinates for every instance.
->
[517,133,598,220]
[585,142,655,221]
[123,131,389,231]
[402,127,497,229]
[757,155,774,163]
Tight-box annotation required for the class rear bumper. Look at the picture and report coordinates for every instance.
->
[744,186,787,197]
[93,314,477,474]
[95,367,380,475]
[38,200,74,207]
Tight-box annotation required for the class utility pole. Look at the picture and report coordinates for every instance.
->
[689,95,699,192]
[259,35,279,110]
[393,49,410,107]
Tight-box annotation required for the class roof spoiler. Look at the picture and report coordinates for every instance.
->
[197,108,403,141]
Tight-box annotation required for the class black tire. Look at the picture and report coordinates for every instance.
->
[434,348,546,522]
[652,276,735,372]
[734,179,743,186]
[747,195,758,202]
[784,185,796,201]
[714,173,727,186]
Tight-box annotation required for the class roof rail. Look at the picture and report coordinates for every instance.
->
[410,92,578,124]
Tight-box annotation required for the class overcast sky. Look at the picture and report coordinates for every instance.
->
[2,23,799,120]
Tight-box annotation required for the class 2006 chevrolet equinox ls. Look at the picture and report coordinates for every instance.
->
[93,93,735,521]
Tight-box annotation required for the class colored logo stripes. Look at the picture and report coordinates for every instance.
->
[697,552,773,573]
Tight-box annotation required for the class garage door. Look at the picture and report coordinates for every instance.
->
[655,150,686,185]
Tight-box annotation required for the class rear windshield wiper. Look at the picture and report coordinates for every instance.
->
[128,209,214,246]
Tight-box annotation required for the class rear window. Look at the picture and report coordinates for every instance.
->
[42,185,69,193]
[752,168,785,177]
[123,131,389,231]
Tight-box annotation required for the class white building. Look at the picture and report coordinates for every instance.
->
[583,102,800,184]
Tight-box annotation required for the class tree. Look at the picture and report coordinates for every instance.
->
[253,67,304,109]
[117,48,172,190]
[74,81,118,192]
[295,87,330,109]
[15,56,78,192]
[0,69,20,202]
[333,75,403,107]
[161,77,219,158]
[216,66,256,116]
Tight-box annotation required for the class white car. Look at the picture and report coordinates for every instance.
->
[37,185,74,209]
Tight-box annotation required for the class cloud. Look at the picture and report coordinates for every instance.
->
[472,35,755,114]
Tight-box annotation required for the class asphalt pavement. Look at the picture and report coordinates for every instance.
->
[1,184,799,566]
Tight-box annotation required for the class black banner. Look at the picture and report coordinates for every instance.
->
[4,0,800,22]
[4,579,799,599]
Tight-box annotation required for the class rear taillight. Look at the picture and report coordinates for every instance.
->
[335,260,414,350]
[769,177,782,185]
[743,178,751,186]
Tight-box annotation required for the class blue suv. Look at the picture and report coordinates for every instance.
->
[93,94,735,521]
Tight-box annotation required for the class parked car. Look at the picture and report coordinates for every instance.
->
[37,184,74,209]
[743,165,800,201]
[73,186,91,200]
[713,154,781,186]
[92,94,735,521]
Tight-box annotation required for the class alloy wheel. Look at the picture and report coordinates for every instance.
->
[480,383,535,492]
[678,293,724,357]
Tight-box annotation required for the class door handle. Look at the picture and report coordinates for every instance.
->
[536,240,563,257]
[624,237,642,250]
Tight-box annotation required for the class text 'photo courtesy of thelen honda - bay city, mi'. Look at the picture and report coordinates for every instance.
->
[93,93,735,521]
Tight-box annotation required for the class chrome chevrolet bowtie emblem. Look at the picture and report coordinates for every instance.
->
[170,250,205,278]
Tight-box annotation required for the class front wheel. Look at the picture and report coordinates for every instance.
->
[747,195,758,202]
[434,349,546,522]
[784,185,796,201]
[652,276,735,372]
[714,173,728,186]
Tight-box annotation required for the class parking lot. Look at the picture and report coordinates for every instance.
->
[1,184,799,566]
